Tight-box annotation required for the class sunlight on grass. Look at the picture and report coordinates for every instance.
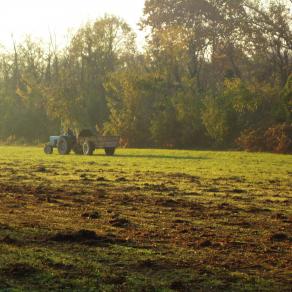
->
[0,146,291,290]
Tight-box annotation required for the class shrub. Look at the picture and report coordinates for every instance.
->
[237,123,292,154]
[265,124,292,154]
[236,129,266,152]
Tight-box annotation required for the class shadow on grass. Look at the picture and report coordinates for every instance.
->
[110,154,209,161]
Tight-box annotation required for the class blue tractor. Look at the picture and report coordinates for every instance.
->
[44,129,119,156]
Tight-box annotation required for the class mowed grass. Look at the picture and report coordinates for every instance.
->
[0,146,291,291]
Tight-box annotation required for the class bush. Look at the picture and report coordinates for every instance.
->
[265,124,292,154]
[236,129,266,152]
[237,124,292,154]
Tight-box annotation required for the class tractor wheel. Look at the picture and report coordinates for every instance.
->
[104,147,115,156]
[73,144,83,155]
[83,140,95,156]
[57,136,71,155]
[44,144,53,155]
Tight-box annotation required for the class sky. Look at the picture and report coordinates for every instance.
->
[1,0,290,51]
[0,0,146,50]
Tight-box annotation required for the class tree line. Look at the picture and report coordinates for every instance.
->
[0,0,291,152]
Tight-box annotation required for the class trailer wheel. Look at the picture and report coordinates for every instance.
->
[105,147,115,156]
[83,141,95,156]
[73,144,83,155]
[57,136,71,155]
[44,144,53,155]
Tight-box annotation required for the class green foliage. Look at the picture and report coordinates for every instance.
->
[104,61,154,147]
[202,97,231,145]
[0,2,291,151]
[44,15,136,131]
[202,78,290,147]
[281,74,292,121]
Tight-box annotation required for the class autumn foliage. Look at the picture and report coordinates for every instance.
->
[237,124,292,154]
[0,1,291,153]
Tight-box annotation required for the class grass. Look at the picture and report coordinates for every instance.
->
[0,146,291,291]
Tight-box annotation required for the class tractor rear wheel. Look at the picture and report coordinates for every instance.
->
[83,141,95,156]
[57,136,71,155]
[105,147,115,156]
[44,144,53,155]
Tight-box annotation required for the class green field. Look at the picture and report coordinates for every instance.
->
[0,147,291,291]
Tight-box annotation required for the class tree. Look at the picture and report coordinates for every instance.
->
[43,15,136,132]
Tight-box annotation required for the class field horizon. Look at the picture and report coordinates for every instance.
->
[0,146,291,291]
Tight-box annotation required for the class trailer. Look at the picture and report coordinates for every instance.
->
[44,129,119,156]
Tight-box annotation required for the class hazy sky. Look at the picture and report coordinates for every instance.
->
[0,0,146,49]
[1,0,290,51]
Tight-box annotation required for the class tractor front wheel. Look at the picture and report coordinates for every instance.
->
[44,144,53,155]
